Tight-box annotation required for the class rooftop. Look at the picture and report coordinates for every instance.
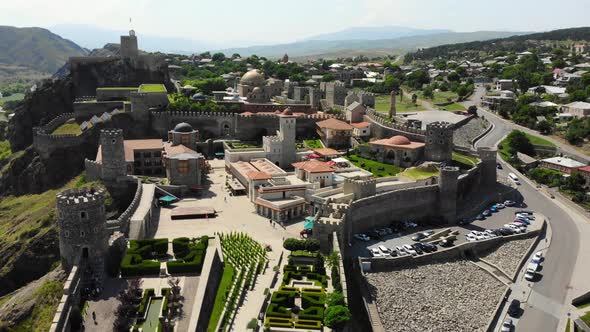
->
[564,101,590,109]
[541,156,585,168]
[96,139,164,162]
[369,135,425,150]
[138,84,167,93]
[316,118,353,130]
[292,159,334,173]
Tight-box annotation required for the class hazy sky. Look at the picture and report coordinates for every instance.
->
[2,0,589,46]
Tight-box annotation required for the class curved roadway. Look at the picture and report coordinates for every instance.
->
[464,87,583,331]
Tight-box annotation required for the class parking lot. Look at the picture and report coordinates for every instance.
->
[351,201,539,257]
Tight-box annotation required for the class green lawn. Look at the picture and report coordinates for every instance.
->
[452,151,479,167]
[576,301,590,310]
[418,90,459,105]
[441,103,466,111]
[139,84,167,93]
[375,94,425,113]
[525,133,555,147]
[0,93,25,106]
[96,87,137,91]
[9,279,63,332]
[400,166,440,179]
[208,265,236,332]
[136,298,164,332]
[345,154,402,177]
[581,311,590,328]
[565,318,570,332]
[52,122,82,136]
[304,139,324,149]
[0,141,11,161]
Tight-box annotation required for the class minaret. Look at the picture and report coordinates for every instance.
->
[389,90,397,118]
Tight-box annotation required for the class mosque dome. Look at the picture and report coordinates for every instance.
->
[241,70,266,87]
[387,135,411,145]
[173,122,194,133]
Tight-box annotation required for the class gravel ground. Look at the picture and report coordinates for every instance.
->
[454,117,490,148]
[479,238,536,277]
[365,259,505,332]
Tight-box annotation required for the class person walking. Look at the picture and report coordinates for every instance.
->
[92,311,96,321]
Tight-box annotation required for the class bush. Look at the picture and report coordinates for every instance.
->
[294,319,322,330]
[326,292,345,306]
[138,289,155,318]
[290,251,317,258]
[266,303,292,318]
[264,317,292,328]
[283,238,320,252]
[167,236,208,274]
[298,306,324,321]
[324,305,351,329]
[131,238,169,258]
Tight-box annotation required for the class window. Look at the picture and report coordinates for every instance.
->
[439,140,443,144]
[177,160,189,174]
[80,231,86,237]
[111,139,116,144]
[64,231,70,238]
[80,211,88,220]
[154,151,161,158]
[143,152,152,158]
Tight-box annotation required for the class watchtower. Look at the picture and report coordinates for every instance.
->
[343,177,376,200]
[120,30,139,58]
[477,147,498,186]
[56,187,108,277]
[438,166,460,223]
[100,129,127,181]
[425,122,454,162]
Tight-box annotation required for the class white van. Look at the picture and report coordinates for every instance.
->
[509,172,520,185]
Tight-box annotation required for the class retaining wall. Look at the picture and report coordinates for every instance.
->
[107,179,143,234]
[191,239,224,332]
[48,265,82,332]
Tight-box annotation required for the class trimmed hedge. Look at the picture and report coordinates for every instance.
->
[266,303,292,318]
[283,238,320,252]
[120,253,160,277]
[298,265,313,273]
[306,273,327,287]
[271,291,297,307]
[138,289,155,318]
[294,319,322,330]
[302,287,323,294]
[279,286,299,293]
[291,251,318,258]
[302,292,326,309]
[298,306,324,321]
[130,238,169,259]
[283,271,303,284]
[283,265,297,273]
[264,317,292,328]
[167,236,208,274]
[161,288,170,316]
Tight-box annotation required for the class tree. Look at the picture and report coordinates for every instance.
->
[322,74,335,82]
[113,279,143,331]
[536,120,552,135]
[411,94,418,104]
[422,86,434,99]
[231,53,241,59]
[506,131,535,156]
[326,292,346,306]
[325,251,340,271]
[447,72,460,82]
[324,305,352,329]
[212,53,226,62]
[563,172,586,192]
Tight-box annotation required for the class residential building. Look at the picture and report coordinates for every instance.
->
[560,102,590,118]
[539,157,585,174]
[316,118,353,149]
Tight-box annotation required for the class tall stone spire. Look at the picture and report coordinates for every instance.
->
[389,90,397,118]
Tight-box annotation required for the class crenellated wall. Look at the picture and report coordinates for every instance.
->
[107,179,143,234]
[48,264,82,332]
[74,101,125,121]
[364,108,426,142]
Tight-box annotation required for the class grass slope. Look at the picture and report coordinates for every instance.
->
[375,94,425,113]
[10,279,63,332]
[345,154,402,177]
[208,265,236,332]
[400,166,440,179]
[525,133,555,147]
[452,151,479,167]
[52,122,81,136]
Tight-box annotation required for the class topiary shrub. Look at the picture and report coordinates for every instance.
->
[283,238,320,252]
[264,317,292,328]
[301,292,326,309]
[265,303,291,318]
[294,319,322,330]
[298,306,324,321]
[271,291,296,307]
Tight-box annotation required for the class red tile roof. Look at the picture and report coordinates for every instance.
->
[350,122,370,128]
[316,118,353,130]
[578,166,590,173]
[292,159,334,173]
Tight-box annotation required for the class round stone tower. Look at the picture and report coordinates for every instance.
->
[425,122,454,162]
[100,129,127,181]
[438,166,460,224]
[56,187,108,275]
[477,147,498,187]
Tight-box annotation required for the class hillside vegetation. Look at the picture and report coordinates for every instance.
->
[0,26,86,75]
[405,27,590,61]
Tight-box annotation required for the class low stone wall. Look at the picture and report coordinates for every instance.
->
[364,108,426,142]
[191,239,224,332]
[74,101,125,121]
[107,179,143,234]
[48,265,82,332]
[128,183,156,239]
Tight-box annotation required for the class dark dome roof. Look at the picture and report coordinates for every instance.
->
[174,122,194,133]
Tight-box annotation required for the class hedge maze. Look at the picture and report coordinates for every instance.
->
[264,251,327,330]
[120,239,168,277]
[166,236,208,274]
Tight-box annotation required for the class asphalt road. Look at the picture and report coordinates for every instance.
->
[468,87,581,331]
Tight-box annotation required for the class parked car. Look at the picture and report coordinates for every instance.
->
[501,318,513,332]
[378,245,390,254]
[367,230,381,239]
[403,244,417,255]
[422,230,434,236]
[458,218,471,225]
[516,210,533,215]
[465,233,477,241]
[497,163,503,170]
[507,299,521,317]
[383,227,394,234]
[499,228,515,235]
[524,269,536,281]
[369,248,383,257]
[532,251,543,263]
[504,200,516,206]
[482,210,491,216]
[490,206,498,213]
[389,249,398,257]
[412,233,427,242]
[476,214,485,220]
[440,238,455,247]
[354,233,370,241]
[412,244,424,255]
[496,203,505,209]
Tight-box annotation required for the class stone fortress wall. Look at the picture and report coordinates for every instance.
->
[32,113,94,159]
[364,108,427,142]
[74,101,127,120]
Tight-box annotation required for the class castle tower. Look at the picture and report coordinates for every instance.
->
[477,147,498,187]
[425,122,454,162]
[438,166,460,224]
[279,109,297,167]
[389,90,397,118]
[100,129,127,181]
[56,187,108,278]
[120,30,139,58]
[343,177,376,200]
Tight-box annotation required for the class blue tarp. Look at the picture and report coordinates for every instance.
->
[159,195,177,202]
[304,217,315,229]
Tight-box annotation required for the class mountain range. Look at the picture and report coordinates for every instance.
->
[303,26,452,41]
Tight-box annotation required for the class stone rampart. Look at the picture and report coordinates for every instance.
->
[364,108,426,142]
[128,183,156,239]
[107,179,142,234]
[190,239,224,332]
[48,264,82,332]
[33,128,92,159]
[84,159,102,182]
